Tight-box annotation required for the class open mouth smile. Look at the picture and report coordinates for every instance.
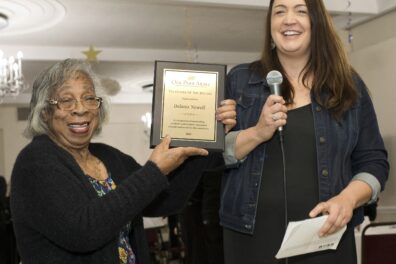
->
[282,30,301,36]
[68,122,90,133]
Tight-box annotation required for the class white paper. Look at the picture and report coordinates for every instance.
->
[275,215,346,259]
[143,217,168,229]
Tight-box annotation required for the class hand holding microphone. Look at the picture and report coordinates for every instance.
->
[253,72,287,142]
[232,70,287,159]
[266,70,287,133]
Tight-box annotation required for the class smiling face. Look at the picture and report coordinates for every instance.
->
[46,75,99,151]
[271,0,311,59]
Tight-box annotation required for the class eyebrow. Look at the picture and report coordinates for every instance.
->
[273,4,307,9]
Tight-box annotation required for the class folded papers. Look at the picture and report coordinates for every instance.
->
[276,215,346,259]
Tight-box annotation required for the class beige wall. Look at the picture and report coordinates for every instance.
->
[94,104,153,165]
[348,10,396,214]
[0,129,4,176]
[0,107,30,185]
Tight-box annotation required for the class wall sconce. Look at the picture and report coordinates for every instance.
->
[141,112,152,137]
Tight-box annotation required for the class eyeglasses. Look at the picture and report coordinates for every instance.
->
[47,96,102,111]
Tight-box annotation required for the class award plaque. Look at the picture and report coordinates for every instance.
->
[150,61,226,151]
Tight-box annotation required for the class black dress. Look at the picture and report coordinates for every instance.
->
[223,104,356,264]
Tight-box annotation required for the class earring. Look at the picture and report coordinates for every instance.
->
[271,39,276,50]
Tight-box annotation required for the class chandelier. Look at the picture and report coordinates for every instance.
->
[0,49,25,103]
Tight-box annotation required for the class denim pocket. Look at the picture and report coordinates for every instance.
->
[237,93,256,109]
[236,94,261,129]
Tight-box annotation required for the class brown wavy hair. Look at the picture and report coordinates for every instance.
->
[258,0,358,119]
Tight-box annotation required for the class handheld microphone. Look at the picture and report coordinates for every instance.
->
[267,71,288,260]
[266,70,283,132]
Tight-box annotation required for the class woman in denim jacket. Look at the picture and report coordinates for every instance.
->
[221,0,389,263]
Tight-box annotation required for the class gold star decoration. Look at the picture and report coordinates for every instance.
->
[82,45,102,62]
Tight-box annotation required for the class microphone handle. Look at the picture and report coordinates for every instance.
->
[270,83,282,96]
[270,83,283,132]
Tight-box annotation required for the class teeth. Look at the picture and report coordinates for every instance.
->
[283,31,300,36]
[69,123,88,128]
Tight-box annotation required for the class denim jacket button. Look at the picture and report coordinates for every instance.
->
[319,137,326,144]
[322,169,329,176]
[315,106,322,112]
[244,224,252,229]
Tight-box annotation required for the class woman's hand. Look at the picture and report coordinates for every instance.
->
[253,94,287,142]
[231,95,287,160]
[309,180,372,237]
[149,136,208,175]
[309,194,354,237]
[216,99,237,133]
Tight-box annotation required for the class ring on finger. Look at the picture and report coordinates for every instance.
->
[272,114,279,121]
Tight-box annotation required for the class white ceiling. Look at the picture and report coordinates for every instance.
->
[1,0,395,104]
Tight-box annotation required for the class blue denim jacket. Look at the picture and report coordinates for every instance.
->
[220,63,389,234]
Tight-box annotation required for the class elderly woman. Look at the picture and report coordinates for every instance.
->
[10,59,236,264]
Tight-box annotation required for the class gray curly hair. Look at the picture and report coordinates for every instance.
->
[24,59,110,138]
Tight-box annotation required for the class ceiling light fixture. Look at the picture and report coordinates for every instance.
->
[0,13,8,30]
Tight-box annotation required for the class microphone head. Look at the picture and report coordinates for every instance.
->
[266,70,283,96]
[266,70,283,86]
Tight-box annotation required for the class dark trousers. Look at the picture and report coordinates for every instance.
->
[180,202,224,264]
[179,165,225,264]
[0,197,20,264]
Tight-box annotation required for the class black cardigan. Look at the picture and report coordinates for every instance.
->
[10,135,210,264]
